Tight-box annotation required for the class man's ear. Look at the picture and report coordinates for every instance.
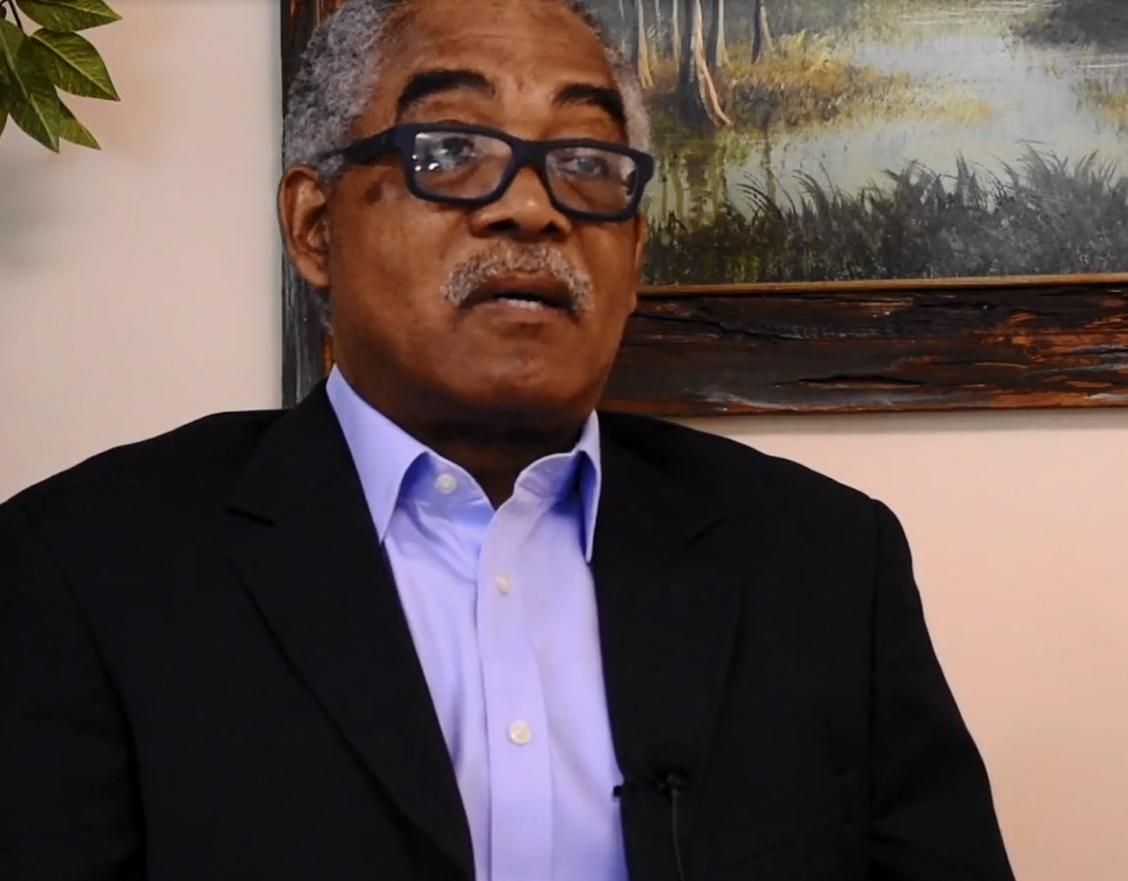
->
[278,165,332,289]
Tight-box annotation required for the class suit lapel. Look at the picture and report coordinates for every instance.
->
[594,429,745,881]
[224,387,474,880]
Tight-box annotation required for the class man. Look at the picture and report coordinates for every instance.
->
[0,0,1014,879]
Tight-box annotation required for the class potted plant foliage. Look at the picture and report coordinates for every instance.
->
[0,0,121,151]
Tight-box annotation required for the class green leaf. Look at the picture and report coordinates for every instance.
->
[0,46,10,141]
[15,0,121,32]
[0,54,9,136]
[1,22,60,150]
[0,16,19,79]
[28,29,118,100]
[58,97,97,147]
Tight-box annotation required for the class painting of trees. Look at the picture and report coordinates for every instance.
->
[615,0,734,127]
[287,0,1128,295]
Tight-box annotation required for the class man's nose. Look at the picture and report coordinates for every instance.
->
[467,166,573,241]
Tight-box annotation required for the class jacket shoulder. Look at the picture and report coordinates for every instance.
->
[2,408,288,523]
[598,411,874,517]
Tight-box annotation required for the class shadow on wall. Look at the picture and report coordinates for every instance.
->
[0,146,53,271]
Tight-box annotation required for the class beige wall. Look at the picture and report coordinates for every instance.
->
[1,2,1126,878]
[0,0,283,496]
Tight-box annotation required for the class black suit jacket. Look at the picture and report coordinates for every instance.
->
[0,387,1013,881]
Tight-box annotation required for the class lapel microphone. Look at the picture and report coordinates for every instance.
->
[613,769,690,881]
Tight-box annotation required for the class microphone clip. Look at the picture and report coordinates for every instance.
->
[657,769,689,797]
[612,768,689,800]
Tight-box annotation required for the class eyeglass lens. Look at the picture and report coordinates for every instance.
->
[412,130,640,216]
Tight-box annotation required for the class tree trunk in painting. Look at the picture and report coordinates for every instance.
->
[677,0,731,126]
[653,0,663,59]
[707,0,729,70]
[670,0,681,68]
[751,0,774,62]
[631,0,655,88]
[676,0,693,96]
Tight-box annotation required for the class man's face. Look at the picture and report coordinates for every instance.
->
[284,0,645,433]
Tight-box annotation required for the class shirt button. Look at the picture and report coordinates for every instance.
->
[434,473,458,495]
[507,721,533,746]
[496,573,512,595]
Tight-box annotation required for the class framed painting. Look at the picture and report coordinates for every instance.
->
[281,0,1128,415]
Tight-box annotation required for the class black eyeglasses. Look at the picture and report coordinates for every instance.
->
[320,123,655,222]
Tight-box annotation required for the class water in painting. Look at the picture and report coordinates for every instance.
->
[587,0,1128,286]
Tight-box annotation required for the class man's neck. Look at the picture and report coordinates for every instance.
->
[333,364,593,507]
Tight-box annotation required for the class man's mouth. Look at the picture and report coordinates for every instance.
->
[483,290,559,311]
[463,278,575,314]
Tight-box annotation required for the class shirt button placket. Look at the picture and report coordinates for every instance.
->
[477,503,552,881]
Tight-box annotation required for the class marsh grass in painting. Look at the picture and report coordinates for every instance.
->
[647,148,1128,283]
[588,0,1128,286]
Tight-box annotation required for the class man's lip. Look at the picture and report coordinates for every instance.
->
[462,276,574,312]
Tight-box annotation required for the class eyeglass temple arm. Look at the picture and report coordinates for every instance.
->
[317,129,399,166]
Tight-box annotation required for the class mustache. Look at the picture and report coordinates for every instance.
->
[441,245,595,314]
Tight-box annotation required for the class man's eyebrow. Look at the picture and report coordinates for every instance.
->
[395,69,495,120]
[553,82,627,132]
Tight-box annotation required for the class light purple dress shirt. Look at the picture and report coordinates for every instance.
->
[327,368,628,881]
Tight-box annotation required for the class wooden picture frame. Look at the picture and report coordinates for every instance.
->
[280,0,1128,415]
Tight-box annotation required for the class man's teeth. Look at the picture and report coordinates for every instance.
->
[495,296,547,310]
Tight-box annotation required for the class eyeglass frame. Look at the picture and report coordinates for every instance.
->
[318,122,656,223]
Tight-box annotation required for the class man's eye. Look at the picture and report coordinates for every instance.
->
[555,151,615,179]
[417,135,479,172]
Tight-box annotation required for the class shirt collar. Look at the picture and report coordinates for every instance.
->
[326,366,603,561]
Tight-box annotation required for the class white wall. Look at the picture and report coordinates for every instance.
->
[2,3,1127,879]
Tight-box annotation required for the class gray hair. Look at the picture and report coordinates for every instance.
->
[282,0,651,180]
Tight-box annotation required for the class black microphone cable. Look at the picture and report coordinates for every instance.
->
[658,770,689,881]
[614,769,690,881]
